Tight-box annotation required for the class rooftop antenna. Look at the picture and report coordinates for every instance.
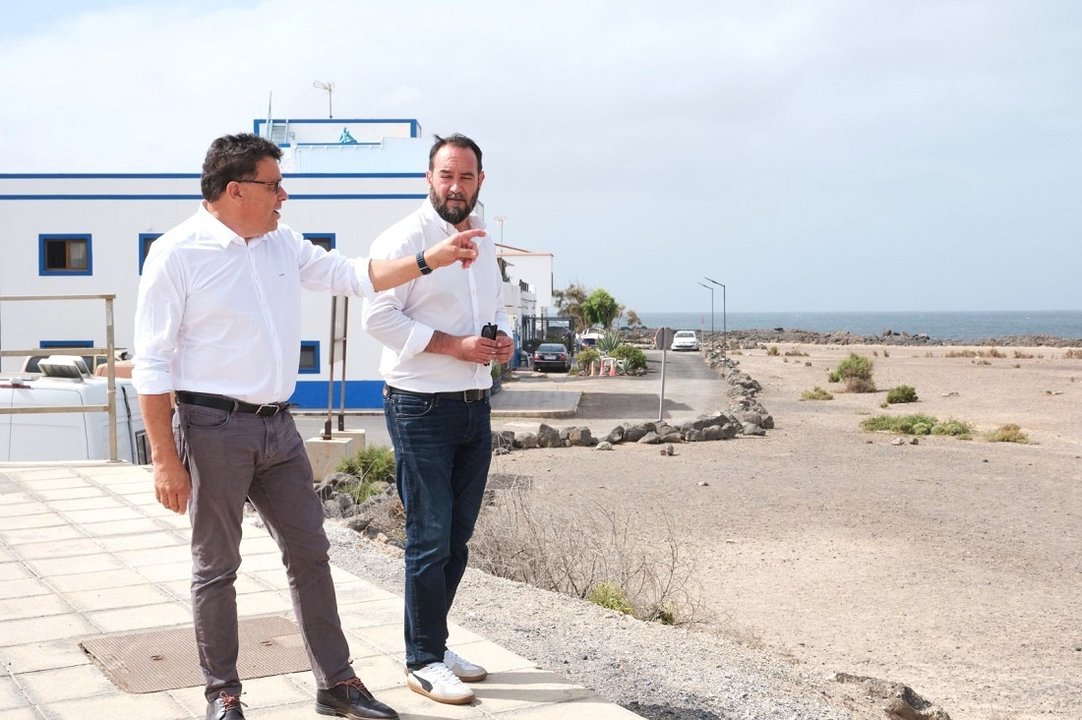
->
[312,80,334,118]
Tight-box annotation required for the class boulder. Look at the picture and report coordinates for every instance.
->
[605,425,626,444]
[537,424,562,448]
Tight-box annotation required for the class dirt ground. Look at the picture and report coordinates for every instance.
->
[489,344,1082,720]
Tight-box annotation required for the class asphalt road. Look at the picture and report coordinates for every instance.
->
[292,347,727,450]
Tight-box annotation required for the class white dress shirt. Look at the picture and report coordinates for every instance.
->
[361,199,512,393]
[132,203,374,403]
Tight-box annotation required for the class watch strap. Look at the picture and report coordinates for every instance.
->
[416,250,433,275]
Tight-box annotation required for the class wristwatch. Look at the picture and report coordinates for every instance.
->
[416,250,433,275]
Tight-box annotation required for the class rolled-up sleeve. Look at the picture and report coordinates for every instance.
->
[362,286,436,362]
[132,249,184,395]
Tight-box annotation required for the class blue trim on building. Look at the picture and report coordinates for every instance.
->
[295,142,382,147]
[286,173,424,178]
[289,194,426,200]
[138,233,161,274]
[0,172,421,181]
[39,340,93,349]
[0,173,200,179]
[299,341,321,375]
[1,194,426,201]
[39,234,93,276]
[8,195,203,201]
[289,380,384,409]
[254,118,420,139]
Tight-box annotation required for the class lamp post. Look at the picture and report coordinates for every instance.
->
[704,277,726,362]
[696,282,714,337]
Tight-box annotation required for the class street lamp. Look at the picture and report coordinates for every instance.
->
[696,282,714,337]
[704,277,726,362]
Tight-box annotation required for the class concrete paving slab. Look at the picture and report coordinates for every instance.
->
[0,462,642,719]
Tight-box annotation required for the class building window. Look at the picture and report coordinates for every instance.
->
[304,233,336,252]
[299,341,320,374]
[39,234,92,275]
[138,233,161,274]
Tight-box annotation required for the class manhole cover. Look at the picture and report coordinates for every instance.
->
[80,615,309,693]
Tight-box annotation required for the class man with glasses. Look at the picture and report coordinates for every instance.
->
[133,133,482,720]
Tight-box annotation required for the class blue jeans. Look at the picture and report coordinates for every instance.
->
[383,389,491,669]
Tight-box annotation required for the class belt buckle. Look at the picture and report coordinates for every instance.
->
[255,403,281,417]
[464,389,483,402]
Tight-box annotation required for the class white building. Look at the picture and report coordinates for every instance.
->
[0,117,537,407]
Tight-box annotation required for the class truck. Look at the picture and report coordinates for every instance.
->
[0,355,148,463]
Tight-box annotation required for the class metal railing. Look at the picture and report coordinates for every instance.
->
[0,293,120,462]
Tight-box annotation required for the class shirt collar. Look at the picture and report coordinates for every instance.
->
[198,202,247,248]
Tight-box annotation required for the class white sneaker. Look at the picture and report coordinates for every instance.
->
[406,661,475,705]
[444,648,488,682]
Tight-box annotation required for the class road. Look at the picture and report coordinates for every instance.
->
[292,348,729,450]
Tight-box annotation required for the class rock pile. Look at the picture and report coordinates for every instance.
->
[494,349,774,453]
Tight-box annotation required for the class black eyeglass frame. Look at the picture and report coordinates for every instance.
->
[236,179,283,193]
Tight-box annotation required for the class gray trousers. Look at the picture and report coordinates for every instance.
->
[173,403,353,701]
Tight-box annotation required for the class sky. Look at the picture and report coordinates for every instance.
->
[2,0,1080,314]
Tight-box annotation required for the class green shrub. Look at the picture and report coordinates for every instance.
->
[932,418,974,438]
[860,414,973,439]
[800,386,834,401]
[335,445,396,503]
[987,424,1029,443]
[827,370,841,383]
[586,581,634,615]
[611,343,647,372]
[834,353,873,380]
[886,385,918,404]
[766,345,779,356]
[597,330,622,356]
[576,348,600,374]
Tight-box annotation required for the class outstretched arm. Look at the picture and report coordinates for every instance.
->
[368,229,484,292]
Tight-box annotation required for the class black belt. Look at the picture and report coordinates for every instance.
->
[385,386,489,403]
[175,391,291,417]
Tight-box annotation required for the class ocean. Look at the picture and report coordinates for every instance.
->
[636,310,1082,342]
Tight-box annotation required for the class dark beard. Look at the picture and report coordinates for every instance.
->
[431,188,477,226]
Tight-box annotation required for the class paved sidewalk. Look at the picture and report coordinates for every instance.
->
[0,462,641,720]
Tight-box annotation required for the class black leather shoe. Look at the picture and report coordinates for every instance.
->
[206,690,246,720]
[315,677,398,719]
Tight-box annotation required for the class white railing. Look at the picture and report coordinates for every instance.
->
[0,293,120,462]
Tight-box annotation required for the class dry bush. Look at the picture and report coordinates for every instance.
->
[945,349,977,358]
[470,482,707,626]
[1064,348,1082,359]
[845,376,877,393]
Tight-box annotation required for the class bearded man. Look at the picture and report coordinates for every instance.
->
[361,134,513,706]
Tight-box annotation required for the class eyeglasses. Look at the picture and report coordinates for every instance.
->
[236,178,283,193]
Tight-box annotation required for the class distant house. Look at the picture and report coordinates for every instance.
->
[0,117,543,407]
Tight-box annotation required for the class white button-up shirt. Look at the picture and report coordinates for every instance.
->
[361,200,511,393]
[132,203,373,403]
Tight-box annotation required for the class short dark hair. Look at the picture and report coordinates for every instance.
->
[200,133,283,201]
[428,133,483,172]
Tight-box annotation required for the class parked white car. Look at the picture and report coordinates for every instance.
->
[670,330,700,351]
[0,356,147,463]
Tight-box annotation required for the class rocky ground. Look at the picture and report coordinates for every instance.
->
[324,336,1081,720]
